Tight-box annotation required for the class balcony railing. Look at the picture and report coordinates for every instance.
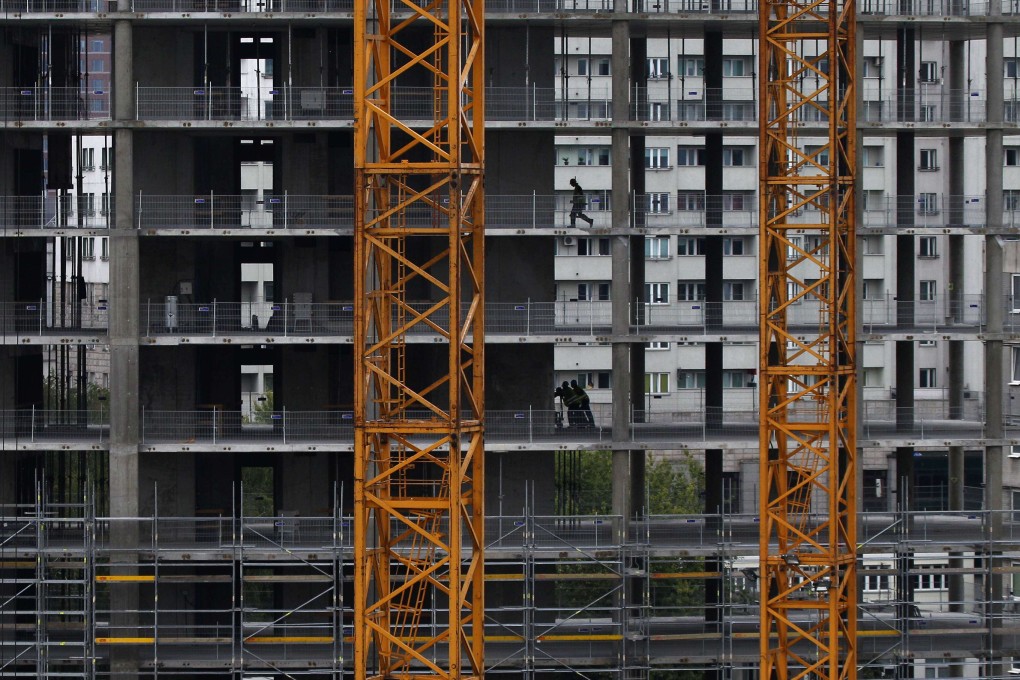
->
[1,195,113,232]
[0,301,109,336]
[0,87,110,122]
[129,398,1001,446]
[0,409,108,442]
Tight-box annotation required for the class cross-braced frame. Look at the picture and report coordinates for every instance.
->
[758,0,857,678]
[353,0,485,676]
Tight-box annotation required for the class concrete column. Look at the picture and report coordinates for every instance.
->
[609,17,634,527]
[110,18,140,680]
[986,19,1005,679]
[947,446,965,617]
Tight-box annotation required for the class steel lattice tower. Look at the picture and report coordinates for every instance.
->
[758,0,857,677]
[352,0,485,675]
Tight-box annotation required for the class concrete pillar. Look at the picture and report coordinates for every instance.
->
[109,18,140,679]
[986,19,1005,679]
[948,446,965,618]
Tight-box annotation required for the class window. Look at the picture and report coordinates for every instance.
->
[920,105,936,122]
[78,193,95,216]
[862,236,883,255]
[1013,274,1020,312]
[677,147,705,166]
[574,147,610,166]
[576,372,610,389]
[722,192,753,211]
[91,79,103,91]
[862,566,891,593]
[678,237,705,256]
[677,191,705,211]
[577,282,611,301]
[92,39,104,51]
[80,147,95,170]
[578,237,610,256]
[862,146,885,167]
[645,372,670,394]
[862,367,883,387]
[918,193,939,215]
[722,57,748,77]
[646,341,670,350]
[910,567,947,591]
[595,59,610,76]
[919,61,939,83]
[723,370,750,388]
[787,235,803,260]
[919,236,938,258]
[862,56,884,78]
[679,57,705,76]
[1012,346,1020,383]
[1007,148,1020,166]
[82,237,95,259]
[100,147,110,170]
[645,236,670,259]
[101,193,111,216]
[723,281,747,301]
[645,283,670,304]
[676,371,706,388]
[1007,58,1020,78]
[723,147,750,166]
[91,59,104,72]
[919,280,937,301]
[576,58,588,76]
[100,237,109,260]
[919,148,939,171]
[1007,190,1020,212]
[677,281,706,301]
[648,102,669,121]
[804,144,830,168]
[647,57,669,79]
[648,193,670,213]
[723,237,746,256]
[862,279,883,300]
[645,147,670,169]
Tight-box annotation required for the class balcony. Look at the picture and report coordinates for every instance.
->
[0,409,108,449]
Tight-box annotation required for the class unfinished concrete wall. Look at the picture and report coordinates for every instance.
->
[278,346,330,410]
[486,130,555,195]
[133,27,194,87]
[139,346,197,410]
[134,131,195,195]
[139,452,196,517]
[279,452,335,514]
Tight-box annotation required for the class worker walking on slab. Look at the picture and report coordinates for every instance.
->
[569,178,594,227]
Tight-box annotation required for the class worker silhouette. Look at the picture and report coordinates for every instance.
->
[569,178,594,227]
[571,379,595,427]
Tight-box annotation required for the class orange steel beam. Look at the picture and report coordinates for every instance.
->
[758,0,857,679]
[353,0,485,676]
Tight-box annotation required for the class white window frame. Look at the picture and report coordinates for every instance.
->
[645,147,671,169]
[576,58,588,76]
[1007,148,1020,166]
[918,236,938,258]
[648,192,670,214]
[919,60,939,83]
[723,147,749,166]
[645,372,670,395]
[677,147,705,166]
[722,57,748,77]
[678,236,705,256]
[919,148,939,171]
[645,282,670,304]
[646,341,670,350]
[645,236,671,260]
[919,280,937,302]
[919,367,937,388]
[1013,274,1020,312]
[918,193,939,215]
[723,237,746,256]
[723,281,747,301]
[578,237,610,256]
[676,371,706,389]
[862,145,884,167]
[678,57,705,77]
[677,281,706,301]
[647,57,669,79]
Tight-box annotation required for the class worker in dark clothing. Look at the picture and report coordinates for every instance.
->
[569,178,594,227]
[571,379,595,427]
[559,380,582,426]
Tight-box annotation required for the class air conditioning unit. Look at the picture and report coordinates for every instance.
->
[562,235,576,246]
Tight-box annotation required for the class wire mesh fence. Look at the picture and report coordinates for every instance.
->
[0,409,108,442]
[0,301,109,336]
[0,87,109,121]
[0,194,113,231]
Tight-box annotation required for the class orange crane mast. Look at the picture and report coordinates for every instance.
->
[759,0,857,678]
[352,0,486,675]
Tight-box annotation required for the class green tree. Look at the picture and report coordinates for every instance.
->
[245,390,275,424]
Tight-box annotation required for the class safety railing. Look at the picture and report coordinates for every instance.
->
[132,400,1008,447]
[0,409,108,442]
[0,87,110,121]
[0,0,112,8]
[136,85,568,122]
[137,297,987,338]
[135,193,1020,233]
[861,90,988,124]
[0,300,110,336]
[0,195,113,231]
[632,87,757,123]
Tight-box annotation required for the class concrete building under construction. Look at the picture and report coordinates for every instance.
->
[4,0,1020,677]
